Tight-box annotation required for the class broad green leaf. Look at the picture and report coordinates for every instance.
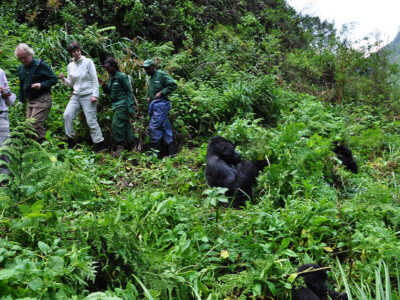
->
[253,283,262,296]
[28,277,43,291]
[38,241,50,254]
[266,281,277,296]
[0,269,18,280]
[280,237,290,250]
[282,249,298,257]
[48,256,64,275]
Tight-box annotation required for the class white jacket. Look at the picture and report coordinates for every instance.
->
[0,69,16,111]
[62,56,99,98]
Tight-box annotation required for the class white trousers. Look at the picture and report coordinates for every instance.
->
[63,94,104,144]
[0,111,10,174]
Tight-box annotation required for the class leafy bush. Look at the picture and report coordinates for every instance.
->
[0,238,96,299]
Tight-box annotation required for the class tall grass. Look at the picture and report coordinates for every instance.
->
[338,260,400,300]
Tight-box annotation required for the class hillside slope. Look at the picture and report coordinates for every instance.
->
[383,29,400,64]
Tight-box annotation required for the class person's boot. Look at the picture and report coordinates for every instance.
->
[166,143,177,157]
[126,141,136,152]
[112,143,125,156]
[94,141,106,152]
[67,138,75,149]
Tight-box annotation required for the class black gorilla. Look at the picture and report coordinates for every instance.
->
[331,141,358,174]
[292,264,348,300]
[205,136,268,208]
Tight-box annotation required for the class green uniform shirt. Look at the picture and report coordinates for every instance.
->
[147,70,177,101]
[103,71,135,112]
[18,59,58,102]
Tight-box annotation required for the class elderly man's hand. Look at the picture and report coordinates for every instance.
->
[0,87,9,98]
[31,83,41,90]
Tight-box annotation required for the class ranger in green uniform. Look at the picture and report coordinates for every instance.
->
[100,57,135,151]
[143,59,177,158]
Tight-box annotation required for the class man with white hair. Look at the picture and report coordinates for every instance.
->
[15,43,58,143]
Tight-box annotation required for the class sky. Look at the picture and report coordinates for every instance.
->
[287,0,400,48]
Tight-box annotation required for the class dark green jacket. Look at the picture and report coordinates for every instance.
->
[147,70,177,101]
[18,59,58,102]
[103,71,134,112]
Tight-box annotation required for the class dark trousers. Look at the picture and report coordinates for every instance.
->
[112,106,135,145]
[148,99,173,144]
[26,93,52,141]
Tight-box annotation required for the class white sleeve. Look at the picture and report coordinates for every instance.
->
[0,69,6,88]
[6,93,16,106]
[88,59,99,98]
[0,69,16,106]
[62,63,74,88]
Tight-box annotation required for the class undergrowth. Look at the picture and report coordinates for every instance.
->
[0,87,399,299]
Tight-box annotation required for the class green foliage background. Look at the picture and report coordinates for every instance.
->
[0,1,400,299]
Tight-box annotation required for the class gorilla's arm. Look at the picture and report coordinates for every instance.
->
[234,161,258,187]
[205,155,237,188]
[252,160,269,172]
[230,160,259,205]
[292,287,320,300]
[328,290,348,300]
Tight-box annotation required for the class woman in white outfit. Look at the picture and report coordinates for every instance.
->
[59,41,105,150]
[0,68,16,175]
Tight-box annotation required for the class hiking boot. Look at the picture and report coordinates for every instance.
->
[165,143,177,157]
[112,144,125,156]
[67,138,76,149]
[126,142,136,152]
[94,141,106,152]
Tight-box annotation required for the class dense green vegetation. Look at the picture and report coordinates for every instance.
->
[0,1,400,299]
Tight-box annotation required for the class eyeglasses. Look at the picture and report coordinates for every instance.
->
[17,54,31,62]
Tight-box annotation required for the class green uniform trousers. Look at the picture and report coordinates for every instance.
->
[112,106,134,145]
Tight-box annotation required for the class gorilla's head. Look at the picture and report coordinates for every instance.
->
[208,136,241,165]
